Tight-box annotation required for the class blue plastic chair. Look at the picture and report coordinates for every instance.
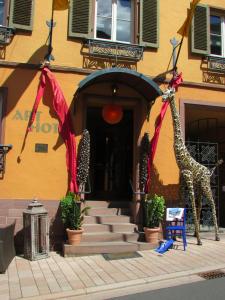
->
[165,208,187,251]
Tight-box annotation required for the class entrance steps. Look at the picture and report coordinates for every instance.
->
[63,200,157,256]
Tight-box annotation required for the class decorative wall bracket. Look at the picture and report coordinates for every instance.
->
[0,27,15,45]
[0,144,12,178]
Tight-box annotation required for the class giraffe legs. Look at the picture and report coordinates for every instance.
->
[194,185,202,237]
[201,178,220,241]
[182,170,202,245]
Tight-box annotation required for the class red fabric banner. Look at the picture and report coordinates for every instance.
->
[28,67,78,193]
[145,101,169,193]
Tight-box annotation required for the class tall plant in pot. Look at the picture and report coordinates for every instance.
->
[60,192,90,245]
[144,194,165,243]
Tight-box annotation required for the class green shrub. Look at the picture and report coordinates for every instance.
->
[60,192,90,230]
[144,194,165,228]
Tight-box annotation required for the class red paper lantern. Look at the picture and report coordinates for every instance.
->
[102,104,123,124]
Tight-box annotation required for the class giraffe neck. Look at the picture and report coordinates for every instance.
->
[169,96,189,165]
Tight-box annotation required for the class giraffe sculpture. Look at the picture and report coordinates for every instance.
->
[162,87,222,245]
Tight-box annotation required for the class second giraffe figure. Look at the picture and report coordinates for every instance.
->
[163,87,222,245]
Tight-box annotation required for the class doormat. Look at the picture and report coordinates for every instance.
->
[102,252,142,261]
[198,269,225,280]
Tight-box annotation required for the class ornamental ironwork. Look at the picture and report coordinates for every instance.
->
[184,141,219,232]
[206,56,225,74]
[84,39,143,62]
[0,144,12,178]
[0,26,15,45]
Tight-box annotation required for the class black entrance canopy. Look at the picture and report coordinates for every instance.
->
[76,68,162,102]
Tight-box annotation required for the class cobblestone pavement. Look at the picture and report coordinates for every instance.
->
[1,233,225,300]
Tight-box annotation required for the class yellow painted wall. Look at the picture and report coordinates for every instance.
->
[0,0,225,200]
[0,69,86,199]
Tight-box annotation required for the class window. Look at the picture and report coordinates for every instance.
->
[210,14,225,57]
[95,0,133,43]
[191,5,225,57]
[69,0,159,48]
[9,0,34,31]
[0,0,8,26]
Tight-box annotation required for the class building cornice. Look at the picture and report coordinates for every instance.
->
[0,60,224,91]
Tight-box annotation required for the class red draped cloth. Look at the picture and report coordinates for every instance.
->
[145,72,183,193]
[28,67,78,193]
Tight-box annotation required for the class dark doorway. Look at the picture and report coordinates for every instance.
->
[86,107,133,200]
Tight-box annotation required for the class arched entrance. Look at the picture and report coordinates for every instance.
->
[75,68,162,202]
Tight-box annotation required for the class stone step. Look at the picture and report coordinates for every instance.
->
[83,215,131,224]
[86,207,130,216]
[64,241,157,256]
[83,223,137,233]
[81,232,139,242]
[85,200,131,208]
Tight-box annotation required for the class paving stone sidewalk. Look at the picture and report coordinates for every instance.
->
[1,233,225,300]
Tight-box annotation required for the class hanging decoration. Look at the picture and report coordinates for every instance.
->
[27,67,78,193]
[53,0,70,10]
[102,84,123,124]
[102,104,123,124]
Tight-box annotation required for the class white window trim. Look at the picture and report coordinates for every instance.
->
[94,0,134,44]
[210,11,225,58]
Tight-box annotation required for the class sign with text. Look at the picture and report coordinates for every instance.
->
[12,110,58,134]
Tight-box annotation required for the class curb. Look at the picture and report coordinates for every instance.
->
[17,263,225,300]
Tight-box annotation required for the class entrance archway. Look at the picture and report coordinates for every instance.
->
[75,68,162,205]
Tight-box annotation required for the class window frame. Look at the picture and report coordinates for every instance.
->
[210,10,225,58]
[94,0,135,44]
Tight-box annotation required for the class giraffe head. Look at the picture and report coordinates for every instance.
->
[162,87,175,102]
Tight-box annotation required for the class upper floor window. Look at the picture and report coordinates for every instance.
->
[210,14,225,57]
[191,5,225,57]
[0,0,8,26]
[69,0,159,49]
[95,0,133,43]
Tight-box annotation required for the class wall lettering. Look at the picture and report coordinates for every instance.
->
[12,110,58,134]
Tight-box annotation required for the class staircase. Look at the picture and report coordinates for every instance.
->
[63,200,157,256]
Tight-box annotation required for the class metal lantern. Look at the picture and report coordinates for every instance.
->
[23,199,49,260]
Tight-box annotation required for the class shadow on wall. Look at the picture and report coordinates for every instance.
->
[49,205,65,252]
[149,164,181,206]
[2,45,48,116]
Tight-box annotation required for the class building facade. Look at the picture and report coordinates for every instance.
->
[0,0,225,251]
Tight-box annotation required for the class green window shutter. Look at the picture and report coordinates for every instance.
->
[9,0,34,31]
[191,4,209,55]
[68,0,92,38]
[139,0,159,48]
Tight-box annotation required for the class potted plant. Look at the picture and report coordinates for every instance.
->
[60,192,90,245]
[144,194,165,243]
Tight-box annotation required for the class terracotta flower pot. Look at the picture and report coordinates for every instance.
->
[66,228,84,245]
[144,227,160,243]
